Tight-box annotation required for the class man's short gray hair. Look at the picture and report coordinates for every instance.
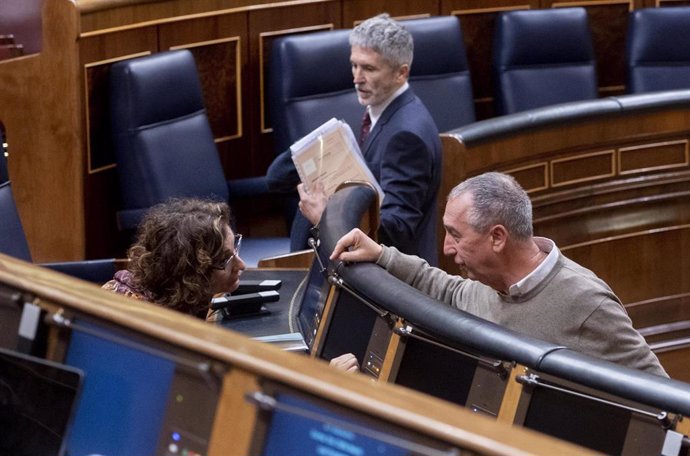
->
[448,172,533,239]
[349,13,414,69]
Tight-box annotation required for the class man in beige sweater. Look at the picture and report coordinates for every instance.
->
[330,171,667,377]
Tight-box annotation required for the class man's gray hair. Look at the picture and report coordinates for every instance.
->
[349,13,414,69]
[448,172,533,239]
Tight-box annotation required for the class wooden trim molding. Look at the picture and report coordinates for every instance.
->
[83,51,152,174]
[258,24,335,133]
[560,223,690,252]
[551,0,633,11]
[451,5,532,16]
[78,0,339,36]
[550,149,616,188]
[170,36,244,142]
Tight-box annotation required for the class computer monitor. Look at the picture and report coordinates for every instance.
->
[0,347,83,456]
[513,370,667,455]
[247,382,456,456]
[317,287,381,365]
[62,318,222,456]
[387,327,508,415]
[296,256,332,352]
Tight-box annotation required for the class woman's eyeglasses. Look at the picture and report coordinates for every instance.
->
[212,234,242,270]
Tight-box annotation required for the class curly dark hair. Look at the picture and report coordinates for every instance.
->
[127,198,232,316]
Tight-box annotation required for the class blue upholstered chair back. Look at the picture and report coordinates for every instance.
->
[493,8,598,115]
[627,7,690,93]
[0,181,32,261]
[110,50,229,230]
[269,29,359,155]
[404,16,475,131]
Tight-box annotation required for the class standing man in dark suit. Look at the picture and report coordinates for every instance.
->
[267,13,442,264]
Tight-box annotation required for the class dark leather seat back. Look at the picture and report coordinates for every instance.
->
[269,29,360,155]
[627,7,690,93]
[110,50,229,230]
[493,8,598,115]
[0,181,32,261]
[404,16,475,131]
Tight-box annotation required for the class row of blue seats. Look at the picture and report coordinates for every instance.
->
[495,6,690,114]
[272,6,690,148]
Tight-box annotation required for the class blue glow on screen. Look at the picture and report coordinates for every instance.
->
[64,320,175,456]
[297,262,329,350]
[260,393,409,456]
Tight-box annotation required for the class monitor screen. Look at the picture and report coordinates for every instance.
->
[249,385,454,456]
[64,320,176,456]
[517,374,666,455]
[0,347,83,456]
[393,335,477,406]
[62,319,220,456]
[318,288,379,363]
[296,257,331,352]
[523,382,630,455]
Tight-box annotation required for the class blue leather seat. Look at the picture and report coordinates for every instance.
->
[0,181,118,283]
[493,8,598,115]
[110,49,271,230]
[110,50,232,231]
[110,50,287,265]
[627,7,690,93]
[269,29,360,156]
[404,16,475,131]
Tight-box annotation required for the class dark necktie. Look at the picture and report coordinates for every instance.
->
[359,110,372,146]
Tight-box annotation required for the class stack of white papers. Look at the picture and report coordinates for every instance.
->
[290,118,384,205]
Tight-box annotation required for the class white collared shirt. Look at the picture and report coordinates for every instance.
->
[507,237,559,298]
[367,82,410,131]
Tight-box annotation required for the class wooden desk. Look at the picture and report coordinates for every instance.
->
[0,252,593,456]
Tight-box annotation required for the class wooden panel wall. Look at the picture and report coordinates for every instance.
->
[0,0,682,262]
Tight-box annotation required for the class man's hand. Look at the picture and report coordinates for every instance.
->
[329,353,360,372]
[330,228,382,263]
[297,182,328,225]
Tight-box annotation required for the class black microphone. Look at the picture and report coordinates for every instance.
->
[210,290,280,311]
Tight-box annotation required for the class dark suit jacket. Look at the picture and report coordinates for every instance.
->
[266,88,442,265]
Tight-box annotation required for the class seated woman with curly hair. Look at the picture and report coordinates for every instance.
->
[102,198,245,318]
